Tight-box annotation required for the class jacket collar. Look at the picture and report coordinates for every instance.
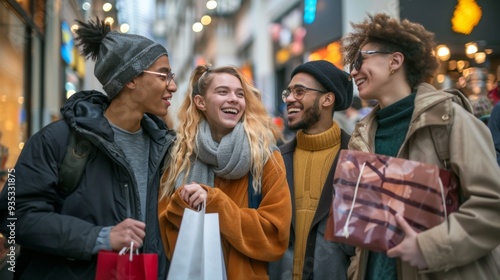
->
[61,90,174,144]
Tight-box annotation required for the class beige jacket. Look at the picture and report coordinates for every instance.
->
[348,83,500,280]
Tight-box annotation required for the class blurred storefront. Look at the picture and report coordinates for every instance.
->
[0,0,85,173]
[272,0,344,116]
[401,0,500,118]
[60,2,87,105]
[0,0,45,173]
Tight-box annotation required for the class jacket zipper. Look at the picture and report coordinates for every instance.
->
[142,136,174,251]
[124,183,131,218]
[397,122,414,157]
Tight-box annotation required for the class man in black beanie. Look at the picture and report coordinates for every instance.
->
[0,18,176,279]
[269,60,355,280]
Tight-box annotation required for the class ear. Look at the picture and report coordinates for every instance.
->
[125,79,137,90]
[322,92,335,107]
[193,95,206,111]
[390,52,405,71]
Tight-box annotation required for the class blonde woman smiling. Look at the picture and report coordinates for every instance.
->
[159,65,292,280]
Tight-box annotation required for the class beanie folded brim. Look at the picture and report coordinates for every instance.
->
[291,60,353,110]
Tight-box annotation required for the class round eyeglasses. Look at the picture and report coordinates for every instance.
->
[143,70,175,86]
[282,86,327,102]
[349,50,393,73]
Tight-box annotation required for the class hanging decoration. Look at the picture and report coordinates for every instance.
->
[451,0,482,35]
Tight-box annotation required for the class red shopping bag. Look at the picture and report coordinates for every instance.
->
[95,243,158,280]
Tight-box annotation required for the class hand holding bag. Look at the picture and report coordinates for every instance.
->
[167,201,227,280]
[325,150,459,252]
[95,241,158,280]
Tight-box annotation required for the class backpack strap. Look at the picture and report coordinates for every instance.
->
[58,129,93,196]
[430,125,450,170]
[247,173,261,209]
[430,88,475,170]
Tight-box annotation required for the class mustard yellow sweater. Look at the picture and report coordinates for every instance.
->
[292,123,341,279]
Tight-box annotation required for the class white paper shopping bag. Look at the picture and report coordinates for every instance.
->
[167,204,227,280]
[202,213,226,280]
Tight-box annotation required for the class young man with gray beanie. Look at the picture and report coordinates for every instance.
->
[269,60,355,280]
[0,18,176,279]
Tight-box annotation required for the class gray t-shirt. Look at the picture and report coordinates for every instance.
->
[92,122,150,253]
[110,123,150,222]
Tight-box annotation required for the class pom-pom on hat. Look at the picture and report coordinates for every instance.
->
[291,60,353,111]
[75,18,168,100]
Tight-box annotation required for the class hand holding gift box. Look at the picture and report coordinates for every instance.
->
[325,150,458,252]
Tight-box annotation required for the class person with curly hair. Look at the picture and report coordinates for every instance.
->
[158,65,292,279]
[342,13,500,280]
[0,17,176,279]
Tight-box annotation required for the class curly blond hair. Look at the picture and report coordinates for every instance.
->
[341,13,439,90]
[160,65,281,198]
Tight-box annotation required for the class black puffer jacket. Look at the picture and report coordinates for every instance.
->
[0,91,175,279]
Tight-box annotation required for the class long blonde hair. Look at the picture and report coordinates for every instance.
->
[249,84,286,143]
[160,65,280,198]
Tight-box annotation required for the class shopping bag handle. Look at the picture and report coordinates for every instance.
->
[119,241,139,261]
[196,199,207,212]
[437,178,447,220]
[342,162,366,238]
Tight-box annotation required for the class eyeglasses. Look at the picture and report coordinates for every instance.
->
[143,70,175,86]
[349,50,393,73]
[282,86,327,102]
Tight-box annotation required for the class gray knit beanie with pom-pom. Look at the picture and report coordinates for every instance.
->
[74,18,168,100]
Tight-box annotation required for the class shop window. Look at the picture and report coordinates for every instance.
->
[0,7,27,174]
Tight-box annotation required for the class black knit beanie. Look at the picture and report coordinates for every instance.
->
[291,60,353,110]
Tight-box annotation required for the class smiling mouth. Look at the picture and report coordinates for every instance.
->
[222,108,239,115]
[287,107,301,115]
[356,78,366,86]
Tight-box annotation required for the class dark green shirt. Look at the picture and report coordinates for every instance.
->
[366,93,416,280]
[374,93,416,157]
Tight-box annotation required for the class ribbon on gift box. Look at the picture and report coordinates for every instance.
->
[325,150,459,252]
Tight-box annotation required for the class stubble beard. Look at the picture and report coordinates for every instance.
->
[288,96,321,131]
